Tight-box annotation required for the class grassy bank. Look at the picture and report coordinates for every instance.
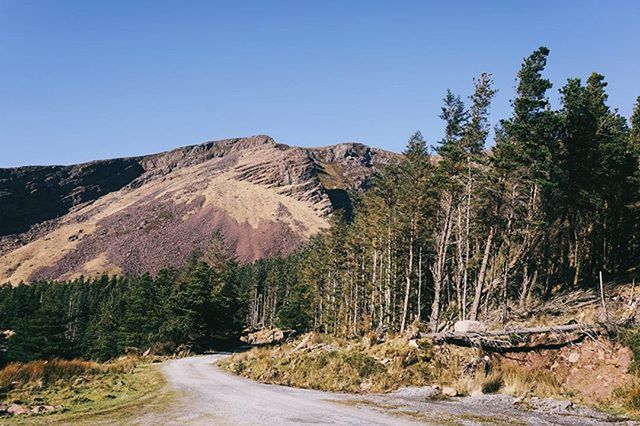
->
[1,357,171,425]
[220,331,640,418]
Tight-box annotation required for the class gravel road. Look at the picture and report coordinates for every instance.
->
[138,354,636,425]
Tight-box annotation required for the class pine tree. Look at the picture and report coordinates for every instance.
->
[438,91,468,162]
[631,96,640,147]
[463,73,497,155]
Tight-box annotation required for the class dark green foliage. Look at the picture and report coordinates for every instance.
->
[438,90,468,162]
[631,96,640,147]
[277,279,313,331]
[0,250,245,363]
[464,73,497,155]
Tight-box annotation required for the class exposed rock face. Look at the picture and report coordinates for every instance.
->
[0,135,395,284]
[0,158,144,236]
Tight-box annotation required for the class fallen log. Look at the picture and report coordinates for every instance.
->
[424,323,599,339]
[421,323,605,352]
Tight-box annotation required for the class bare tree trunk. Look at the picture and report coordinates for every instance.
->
[455,206,464,318]
[462,159,472,319]
[470,225,494,321]
[417,247,423,322]
[502,260,509,324]
[400,220,415,333]
[429,195,453,332]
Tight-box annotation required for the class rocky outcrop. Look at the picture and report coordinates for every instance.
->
[0,136,396,284]
[0,158,144,236]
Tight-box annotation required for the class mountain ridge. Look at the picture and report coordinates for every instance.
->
[0,135,396,284]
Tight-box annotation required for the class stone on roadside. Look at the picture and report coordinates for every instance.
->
[442,386,458,397]
[8,404,30,415]
[30,405,56,415]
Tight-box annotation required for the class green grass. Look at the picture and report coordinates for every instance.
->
[2,359,172,425]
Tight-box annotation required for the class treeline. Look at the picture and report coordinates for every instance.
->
[248,47,640,336]
[0,234,244,363]
[2,47,640,362]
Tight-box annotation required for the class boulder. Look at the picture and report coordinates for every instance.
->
[30,405,56,415]
[568,352,580,363]
[453,320,486,333]
[7,404,30,415]
[292,334,314,352]
[442,387,458,397]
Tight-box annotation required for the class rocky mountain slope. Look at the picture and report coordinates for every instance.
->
[0,135,395,284]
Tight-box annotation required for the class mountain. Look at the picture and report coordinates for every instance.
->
[0,136,396,284]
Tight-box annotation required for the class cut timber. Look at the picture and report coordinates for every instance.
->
[421,323,605,352]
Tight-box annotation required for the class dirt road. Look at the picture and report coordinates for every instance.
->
[138,354,634,425]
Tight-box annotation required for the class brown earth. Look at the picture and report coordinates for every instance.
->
[0,135,396,284]
[505,337,634,403]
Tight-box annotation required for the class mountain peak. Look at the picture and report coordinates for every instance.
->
[0,136,396,284]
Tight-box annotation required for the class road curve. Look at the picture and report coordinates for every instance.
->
[140,354,416,425]
[138,354,630,426]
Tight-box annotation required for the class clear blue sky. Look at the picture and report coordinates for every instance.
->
[1,1,639,167]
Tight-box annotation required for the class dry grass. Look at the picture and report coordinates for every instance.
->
[222,332,569,402]
[0,357,138,395]
[221,333,474,393]
[0,357,170,425]
[494,363,562,397]
[0,222,97,284]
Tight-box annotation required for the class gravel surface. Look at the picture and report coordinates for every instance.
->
[138,354,637,425]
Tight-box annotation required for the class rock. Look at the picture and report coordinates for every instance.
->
[454,320,486,333]
[408,339,419,348]
[242,328,290,345]
[142,347,151,357]
[1,137,395,284]
[7,404,30,415]
[470,389,483,397]
[528,397,574,414]
[387,386,440,401]
[568,352,580,363]
[30,405,56,415]
[270,329,285,342]
[442,387,458,397]
[293,334,314,352]
[359,380,373,392]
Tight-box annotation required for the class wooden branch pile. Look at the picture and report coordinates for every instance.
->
[421,323,605,352]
